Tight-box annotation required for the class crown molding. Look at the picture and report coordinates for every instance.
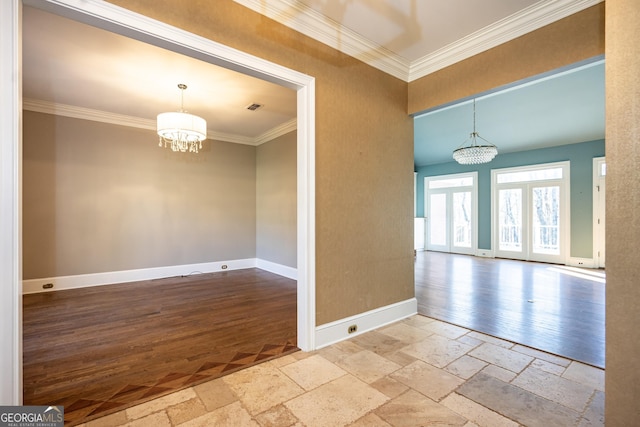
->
[255,118,297,145]
[24,98,156,131]
[234,0,603,83]
[23,99,294,146]
[408,0,604,82]
[233,0,410,81]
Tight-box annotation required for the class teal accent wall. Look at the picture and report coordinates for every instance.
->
[415,139,605,258]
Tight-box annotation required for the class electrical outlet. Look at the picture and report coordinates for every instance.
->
[348,325,357,334]
[221,265,228,270]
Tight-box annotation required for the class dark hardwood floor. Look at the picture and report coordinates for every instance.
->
[23,268,298,426]
[415,251,605,368]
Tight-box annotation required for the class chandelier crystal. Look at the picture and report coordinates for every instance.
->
[452,99,498,165]
[157,84,206,153]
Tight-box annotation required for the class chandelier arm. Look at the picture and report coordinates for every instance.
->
[473,133,497,147]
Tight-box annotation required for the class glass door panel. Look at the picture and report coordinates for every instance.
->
[452,191,471,248]
[532,186,560,255]
[428,193,447,248]
[498,188,522,252]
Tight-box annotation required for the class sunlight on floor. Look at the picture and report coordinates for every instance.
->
[547,266,606,284]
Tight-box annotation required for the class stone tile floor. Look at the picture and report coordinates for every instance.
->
[79,315,604,427]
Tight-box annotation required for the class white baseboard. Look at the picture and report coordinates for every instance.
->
[314,298,418,349]
[256,259,297,280]
[566,257,596,268]
[23,258,298,294]
[476,249,494,257]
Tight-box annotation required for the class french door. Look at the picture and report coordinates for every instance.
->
[593,157,606,267]
[492,162,569,264]
[425,173,477,255]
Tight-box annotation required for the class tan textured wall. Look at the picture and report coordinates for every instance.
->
[408,4,605,114]
[605,0,640,423]
[23,111,257,279]
[256,131,297,268]
[104,0,415,325]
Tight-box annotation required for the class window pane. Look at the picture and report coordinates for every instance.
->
[499,188,522,252]
[452,191,471,248]
[600,162,607,176]
[429,193,447,246]
[497,167,563,184]
[428,176,473,189]
[532,186,560,255]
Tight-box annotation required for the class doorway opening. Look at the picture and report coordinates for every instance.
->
[1,0,316,406]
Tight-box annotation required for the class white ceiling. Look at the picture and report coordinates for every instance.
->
[23,0,604,157]
[22,6,298,145]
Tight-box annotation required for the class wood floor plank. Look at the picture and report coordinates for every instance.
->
[23,268,298,425]
[415,251,605,368]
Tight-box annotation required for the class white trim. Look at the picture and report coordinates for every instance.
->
[23,258,298,294]
[0,0,23,405]
[476,250,494,258]
[296,76,316,352]
[233,0,410,81]
[314,298,417,349]
[255,259,297,280]
[592,156,606,268]
[408,0,603,82]
[234,0,602,82]
[567,257,596,268]
[254,118,297,145]
[23,259,256,294]
[23,98,297,146]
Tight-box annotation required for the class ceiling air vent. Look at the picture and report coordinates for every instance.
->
[245,103,264,111]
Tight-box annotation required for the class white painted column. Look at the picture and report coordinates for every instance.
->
[0,0,23,405]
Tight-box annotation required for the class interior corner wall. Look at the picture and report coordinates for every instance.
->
[22,111,257,279]
[408,3,605,114]
[105,0,415,326]
[605,0,640,424]
[256,131,297,268]
[415,140,604,258]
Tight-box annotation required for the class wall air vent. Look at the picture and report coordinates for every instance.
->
[245,103,264,111]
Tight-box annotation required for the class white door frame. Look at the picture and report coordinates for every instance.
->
[424,172,478,255]
[491,161,570,264]
[1,0,316,404]
[593,157,606,268]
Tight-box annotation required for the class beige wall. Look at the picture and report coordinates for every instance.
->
[256,131,297,268]
[605,0,640,424]
[106,0,415,325]
[23,111,257,279]
[408,4,605,114]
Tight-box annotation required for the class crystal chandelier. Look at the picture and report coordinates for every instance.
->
[452,99,498,165]
[157,84,207,153]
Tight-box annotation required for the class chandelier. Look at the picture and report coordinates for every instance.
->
[452,99,498,165]
[157,83,207,153]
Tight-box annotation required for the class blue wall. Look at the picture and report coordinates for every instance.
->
[415,139,605,257]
